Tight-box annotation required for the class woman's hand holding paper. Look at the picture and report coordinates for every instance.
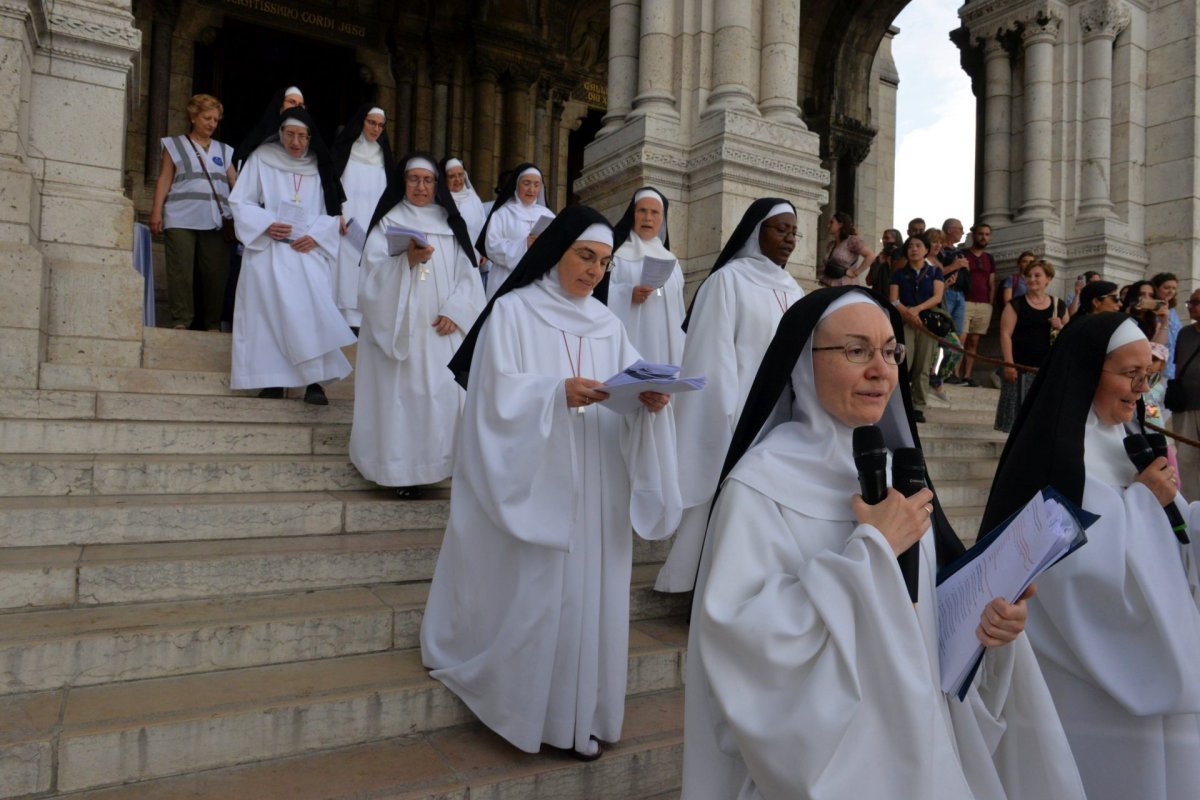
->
[976,585,1034,647]
[565,377,609,409]
[638,391,669,412]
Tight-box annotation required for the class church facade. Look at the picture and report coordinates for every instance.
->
[0,0,1192,392]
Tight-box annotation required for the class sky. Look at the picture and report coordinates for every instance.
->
[891,0,976,239]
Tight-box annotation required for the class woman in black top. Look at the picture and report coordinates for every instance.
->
[995,259,1067,432]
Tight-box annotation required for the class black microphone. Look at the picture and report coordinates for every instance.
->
[1124,433,1189,544]
[892,447,926,604]
[852,425,888,505]
[1146,432,1170,461]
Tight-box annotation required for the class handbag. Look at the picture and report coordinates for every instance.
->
[1165,342,1200,412]
[185,136,237,244]
[919,307,953,339]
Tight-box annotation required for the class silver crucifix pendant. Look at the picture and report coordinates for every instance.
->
[419,266,429,281]
[576,405,587,416]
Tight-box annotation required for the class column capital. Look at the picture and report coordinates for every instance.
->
[1021,13,1062,46]
[1080,0,1130,40]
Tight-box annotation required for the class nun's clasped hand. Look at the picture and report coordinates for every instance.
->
[852,487,935,558]
[638,391,669,413]
[976,585,1035,648]
[268,222,293,240]
[565,377,609,408]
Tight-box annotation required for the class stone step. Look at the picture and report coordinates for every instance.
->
[0,388,97,420]
[923,406,1001,425]
[95,391,355,424]
[0,418,350,456]
[12,617,687,792]
[932,478,994,509]
[0,574,687,701]
[47,690,683,800]
[0,587,396,695]
[140,329,358,377]
[0,453,373,497]
[40,362,356,400]
[946,505,986,545]
[922,436,1006,460]
[926,457,998,482]
[917,421,1008,441]
[0,490,472,548]
[936,384,1003,410]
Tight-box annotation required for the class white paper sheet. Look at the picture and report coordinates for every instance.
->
[597,359,706,414]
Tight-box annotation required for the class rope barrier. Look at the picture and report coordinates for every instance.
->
[909,320,1199,450]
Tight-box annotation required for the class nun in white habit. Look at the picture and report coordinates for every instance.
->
[421,206,682,759]
[655,198,804,593]
[981,312,1200,800]
[475,162,554,300]
[331,104,393,328]
[687,287,1087,800]
[594,187,686,365]
[349,154,484,495]
[440,156,487,263]
[228,107,354,403]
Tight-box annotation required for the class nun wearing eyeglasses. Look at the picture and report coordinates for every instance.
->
[685,287,1085,800]
[476,162,555,300]
[596,187,686,365]
[228,107,353,405]
[655,198,804,593]
[981,312,1200,800]
[330,104,393,328]
[420,206,682,760]
[349,154,484,497]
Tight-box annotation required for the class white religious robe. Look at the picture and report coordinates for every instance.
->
[482,199,554,299]
[604,238,686,366]
[687,470,1088,800]
[334,156,388,327]
[1024,419,1200,800]
[655,257,803,592]
[229,146,354,389]
[419,280,682,754]
[349,201,484,487]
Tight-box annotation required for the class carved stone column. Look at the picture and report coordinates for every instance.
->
[758,0,803,125]
[534,82,549,168]
[1079,0,1130,219]
[630,0,676,118]
[1017,14,1060,221]
[430,57,453,159]
[391,52,417,156]
[502,69,534,167]
[598,0,639,135]
[707,2,757,114]
[145,0,179,184]
[980,34,1013,225]
[548,89,565,209]
[471,59,499,195]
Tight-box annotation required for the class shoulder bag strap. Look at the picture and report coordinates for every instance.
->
[184,136,232,219]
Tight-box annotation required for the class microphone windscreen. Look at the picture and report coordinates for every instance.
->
[892,447,928,497]
[1123,434,1155,472]
[852,425,886,465]
[853,425,888,505]
[1146,433,1169,461]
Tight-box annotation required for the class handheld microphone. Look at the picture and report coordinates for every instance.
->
[1124,433,1189,544]
[1146,432,1170,461]
[852,426,888,505]
[892,447,927,604]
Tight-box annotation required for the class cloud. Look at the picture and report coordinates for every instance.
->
[891,0,977,237]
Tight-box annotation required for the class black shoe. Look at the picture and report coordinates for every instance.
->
[913,410,927,423]
[962,378,980,387]
[257,387,284,399]
[303,383,328,405]
[395,485,426,500]
[572,737,603,762]
[944,375,965,385]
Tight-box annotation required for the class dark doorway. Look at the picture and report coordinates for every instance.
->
[566,108,605,208]
[192,18,372,151]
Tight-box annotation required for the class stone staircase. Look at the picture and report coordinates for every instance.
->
[0,329,1004,799]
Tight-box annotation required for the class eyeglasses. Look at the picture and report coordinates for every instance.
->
[281,130,309,143]
[406,174,436,187]
[812,342,907,365]
[1187,299,1200,307]
[1102,368,1162,391]
[763,224,798,239]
